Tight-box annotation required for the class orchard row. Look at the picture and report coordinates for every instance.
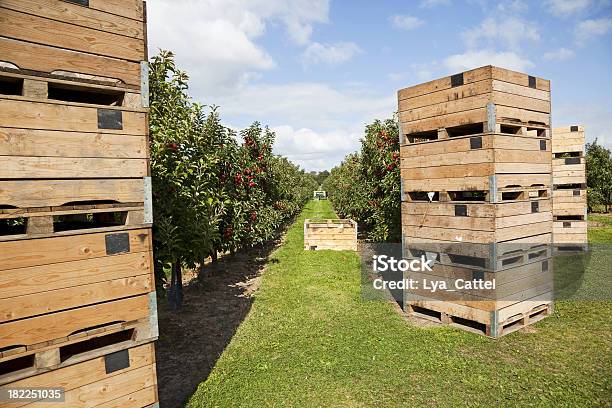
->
[149,51,317,306]
[322,118,401,243]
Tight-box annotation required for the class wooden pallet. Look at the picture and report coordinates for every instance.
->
[398,66,550,141]
[304,219,357,251]
[0,0,147,89]
[0,316,157,386]
[1,343,158,407]
[404,293,553,338]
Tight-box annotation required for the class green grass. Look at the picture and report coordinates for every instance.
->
[589,214,612,243]
[187,200,611,407]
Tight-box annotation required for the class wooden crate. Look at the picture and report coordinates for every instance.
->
[1,343,158,407]
[404,292,553,338]
[400,134,552,196]
[398,65,550,141]
[0,0,147,89]
[401,199,553,245]
[304,219,357,251]
[551,126,587,248]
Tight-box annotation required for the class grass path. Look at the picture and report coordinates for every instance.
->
[187,200,610,407]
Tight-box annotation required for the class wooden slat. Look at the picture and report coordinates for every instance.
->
[491,66,550,92]
[0,8,144,61]
[0,36,140,87]
[0,156,147,178]
[0,179,144,208]
[401,107,487,134]
[0,0,144,38]
[0,98,146,134]
[93,386,158,408]
[0,128,146,158]
[0,295,150,349]
[491,80,550,101]
[398,66,491,100]
[398,79,492,112]
[0,228,151,271]
[88,0,144,21]
[0,252,149,299]
[0,275,152,323]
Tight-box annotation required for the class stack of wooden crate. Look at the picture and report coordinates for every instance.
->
[397,66,554,338]
[0,1,159,406]
[552,125,588,250]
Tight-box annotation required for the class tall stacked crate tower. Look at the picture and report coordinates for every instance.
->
[552,126,588,250]
[398,66,554,338]
[0,1,159,406]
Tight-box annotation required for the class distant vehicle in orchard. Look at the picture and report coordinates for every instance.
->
[313,191,327,200]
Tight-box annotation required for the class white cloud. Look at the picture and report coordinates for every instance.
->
[272,126,361,171]
[420,0,451,7]
[444,50,534,72]
[215,82,395,131]
[389,14,425,30]
[300,42,362,67]
[463,16,539,50]
[496,0,529,13]
[543,47,575,60]
[147,0,329,96]
[575,17,612,42]
[544,0,591,16]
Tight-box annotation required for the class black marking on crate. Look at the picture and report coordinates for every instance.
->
[531,201,539,213]
[470,136,482,149]
[455,204,468,217]
[105,233,130,255]
[64,0,89,5]
[573,190,581,196]
[563,221,571,228]
[528,75,536,89]
[97,109,123,130]
[472,270,485,280]
[540,140,547,151]
[570,125,579,132]
[451,73,464,87]
[565,157,581,165]
[105,350,130,374]
[542,260,548,272]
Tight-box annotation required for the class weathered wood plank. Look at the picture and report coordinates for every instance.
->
[0,228,151,271]
[0,128,147,158]
[1,0,144,39]
[0,179,144,208]
[0,156,147,178]
[0,275,152,323]
[0,8,144,61]
[0,98,146,134]
[0,295,150,349]
[0,36,140,86]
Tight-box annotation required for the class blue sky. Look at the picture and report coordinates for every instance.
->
[147,0,612,171]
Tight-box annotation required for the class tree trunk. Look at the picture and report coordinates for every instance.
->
[211,251,218,263]
[168,259,183,311]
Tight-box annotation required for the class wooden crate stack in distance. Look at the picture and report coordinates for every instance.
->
[0,1,159,406]
[397,66,554,338]
[552,125,588,250]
